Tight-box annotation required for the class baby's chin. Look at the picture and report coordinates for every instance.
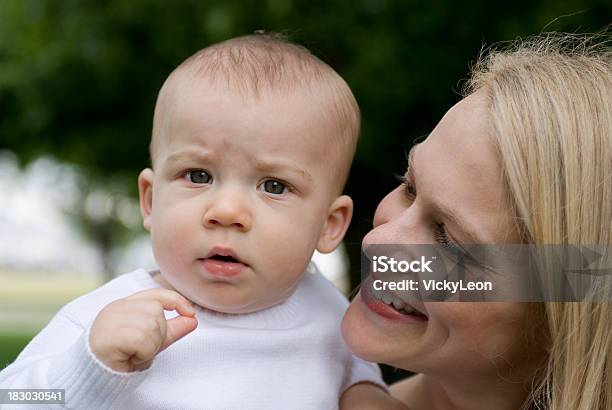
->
[151,271,287,314]
[196,298,282,315]
[185,288,285,315]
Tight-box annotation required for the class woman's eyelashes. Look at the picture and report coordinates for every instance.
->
[433,223,468,258]
[395,173,415,200]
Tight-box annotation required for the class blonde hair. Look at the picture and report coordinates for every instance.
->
[465,32,612,410]
[151,33,360,193]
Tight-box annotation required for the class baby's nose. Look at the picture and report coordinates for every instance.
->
[202,193,252,232]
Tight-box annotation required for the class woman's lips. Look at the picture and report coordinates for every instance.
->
[199,258,247,277]
[359,276,428,324]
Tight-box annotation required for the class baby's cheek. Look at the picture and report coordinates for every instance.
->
[151,214,193,265]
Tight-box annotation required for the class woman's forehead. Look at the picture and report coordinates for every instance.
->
[424,93,499,185]
[413,94,518,244]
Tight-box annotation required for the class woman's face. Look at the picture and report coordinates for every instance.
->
[342,92,541,378]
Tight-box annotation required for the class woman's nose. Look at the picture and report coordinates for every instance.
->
[372,186,404,228]
[203,189,252,232]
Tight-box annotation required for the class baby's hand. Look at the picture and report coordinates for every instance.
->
[89,288,198,372]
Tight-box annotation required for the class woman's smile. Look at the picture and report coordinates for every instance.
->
[359,275,429,323]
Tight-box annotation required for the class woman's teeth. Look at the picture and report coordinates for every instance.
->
[372,287,422,315]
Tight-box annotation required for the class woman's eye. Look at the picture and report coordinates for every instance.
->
[403,181,416,200]
[186,170,212,184]
[261,180,287,195]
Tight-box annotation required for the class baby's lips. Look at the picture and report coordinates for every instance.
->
[204,246,248,265]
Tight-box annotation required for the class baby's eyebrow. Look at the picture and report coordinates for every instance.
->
[253,158,313,182]
[164,149,217,165]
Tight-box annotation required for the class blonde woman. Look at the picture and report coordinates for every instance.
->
[340,33,612,409]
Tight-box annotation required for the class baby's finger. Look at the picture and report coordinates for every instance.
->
[160,315,198,351]
[127,288,196,317]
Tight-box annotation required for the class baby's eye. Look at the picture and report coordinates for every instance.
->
[260,179,287,195]
[185,169,212,184]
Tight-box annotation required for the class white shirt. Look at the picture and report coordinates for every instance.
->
[0,266,384,409]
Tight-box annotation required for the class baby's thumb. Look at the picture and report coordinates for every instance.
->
[161,315,198,351]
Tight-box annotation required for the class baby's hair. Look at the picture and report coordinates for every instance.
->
[179,32,338,97]
[150,32,360,193]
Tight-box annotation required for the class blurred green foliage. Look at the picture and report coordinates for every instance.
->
[0,0,610,285]
[0,334,32,370]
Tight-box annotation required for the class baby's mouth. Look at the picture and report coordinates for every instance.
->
[202,247,248,265]
[207,254,240,263]
[199,247,249,278]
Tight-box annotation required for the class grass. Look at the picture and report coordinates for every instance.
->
[0,333,33,370]
[0,269,100,370]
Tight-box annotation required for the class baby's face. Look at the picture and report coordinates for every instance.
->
[140,81,343,313]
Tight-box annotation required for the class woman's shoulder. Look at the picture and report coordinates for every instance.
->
[390,374,423,408]
[340,383,412,410]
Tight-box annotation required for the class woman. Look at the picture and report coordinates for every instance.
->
[341,33,612,409]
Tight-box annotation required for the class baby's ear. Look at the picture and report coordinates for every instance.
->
[317,195,353,254]
[138,168,155,231]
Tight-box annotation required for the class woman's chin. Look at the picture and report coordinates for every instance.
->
[342,292,430,367]
[342,302,378,362]
[341,298,400,364]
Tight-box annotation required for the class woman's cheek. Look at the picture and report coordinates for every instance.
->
[429,303,527,361]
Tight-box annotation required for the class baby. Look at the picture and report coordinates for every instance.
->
[0,34,385,408]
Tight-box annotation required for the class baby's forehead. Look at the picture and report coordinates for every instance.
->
[156,71,348,144]
[158,86,344,156]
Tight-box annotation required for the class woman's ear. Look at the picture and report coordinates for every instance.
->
[138,168,155,231]
[317,195,353,254]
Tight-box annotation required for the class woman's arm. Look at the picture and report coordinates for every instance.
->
[340,382,410,410]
